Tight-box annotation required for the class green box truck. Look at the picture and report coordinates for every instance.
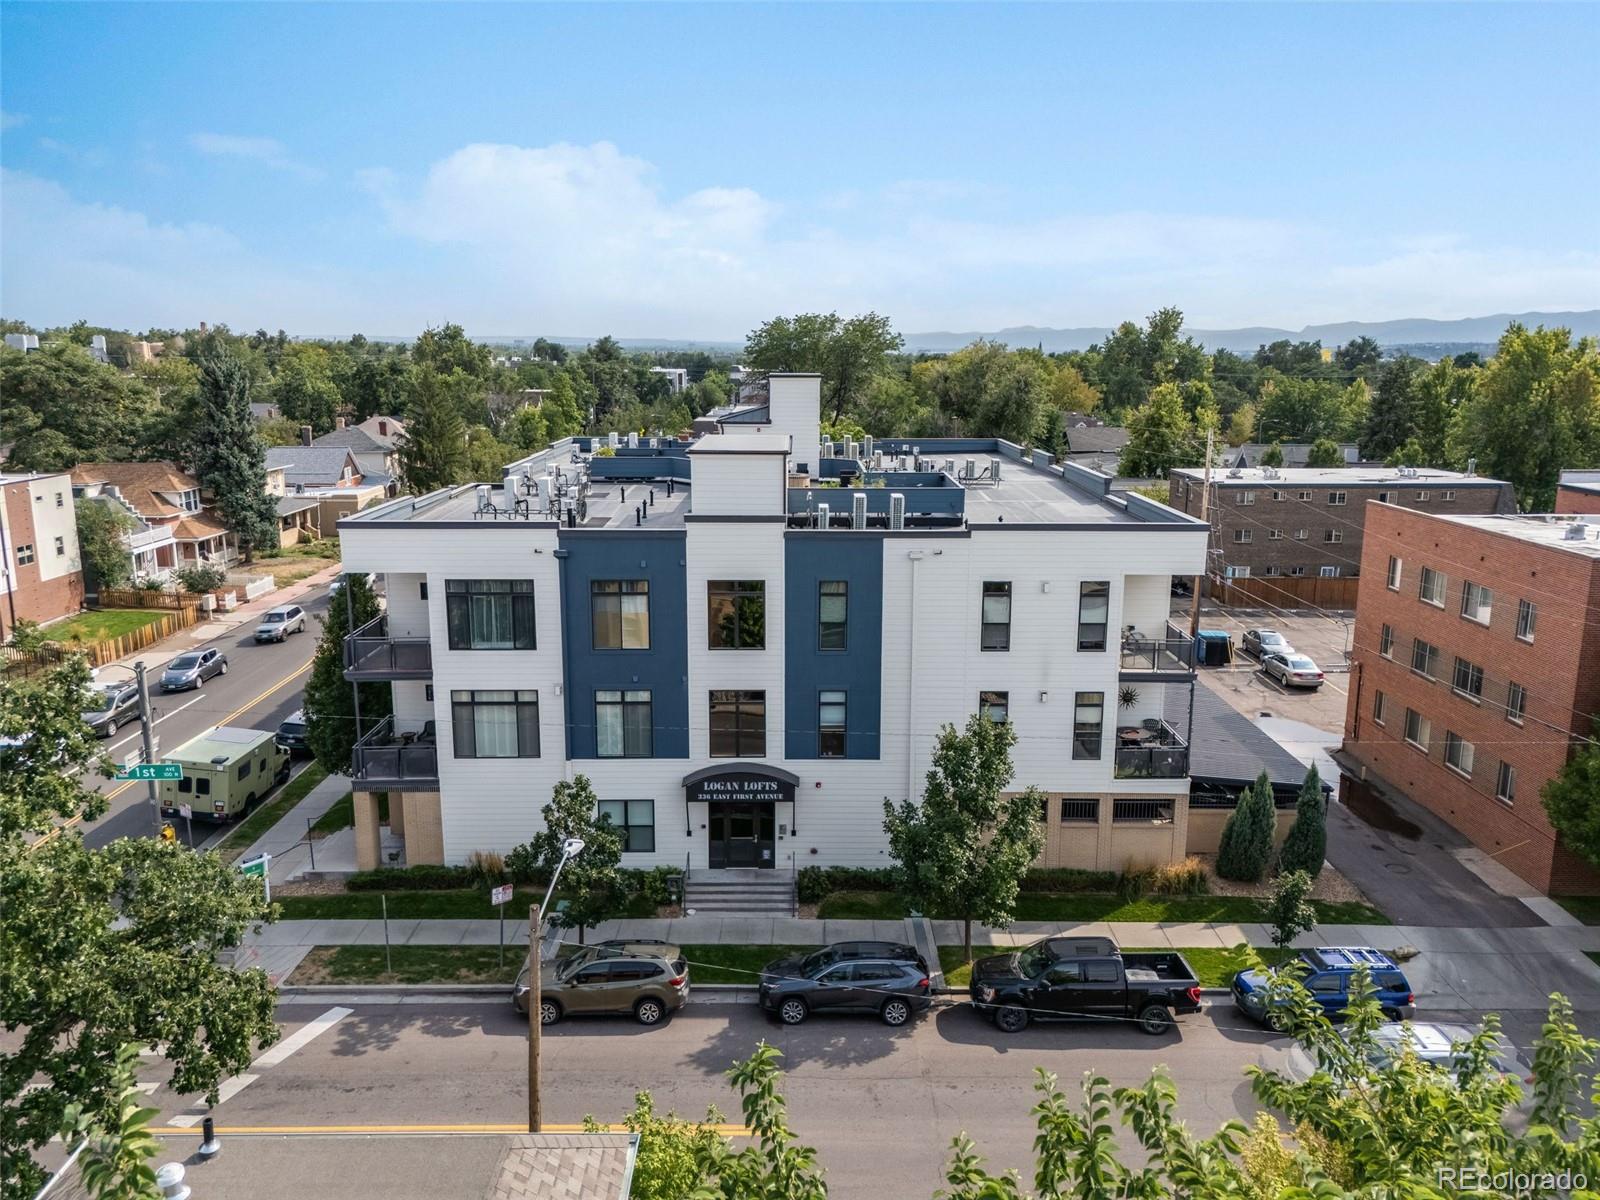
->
[158,725,292,824]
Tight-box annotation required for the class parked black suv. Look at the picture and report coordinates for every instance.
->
[275,709,310,756]
[970,936,1201,1034]
[759,942,930,1027]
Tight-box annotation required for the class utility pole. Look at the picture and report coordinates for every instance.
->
[1187,430,1214,640]
[134,660,161,837]
[527,902,542,1133]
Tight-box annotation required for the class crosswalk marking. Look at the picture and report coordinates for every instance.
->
[163,1006,350,1127]
[169,1075,258,1127]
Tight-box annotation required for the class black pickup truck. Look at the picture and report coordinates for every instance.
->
[969,936,1202,1035]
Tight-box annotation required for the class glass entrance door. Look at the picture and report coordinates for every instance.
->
[707,802,775,869]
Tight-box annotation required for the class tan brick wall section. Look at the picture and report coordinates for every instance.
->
[353,791,381,871]
[1185,808,1294,856]
[403,791,445,865]
[1025,791,1190,871]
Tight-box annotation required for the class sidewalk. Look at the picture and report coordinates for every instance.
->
[242,915,1600,1008]
[229,770,354,884]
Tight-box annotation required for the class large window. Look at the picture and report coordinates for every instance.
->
[1410,638,1440,679]
[818,581,847,650]
[1444,731,1475,777]
[1460,580,1493,625]
[818,691,847,757]
[1506,682,1527,725]
[1380,624,1394,657]
[15,543,33,566]
[596,690,652,757]
[708,580,765,649]
[1495,762,1516,806]
[1373,690,1387,725]
[1060,798,1099,823]
[710,690,766,757]
[1516,598,1537,643]
[1419,566,1446,606]
[1232,529,1252,544]
[1404,708,1431,751]
[981,581,1011,650]
[445,579,535,650]
[1327,491,1347,506]
[1451,656,1484,701]
[1077,581,1110,651]
[1073,691,1104,760]
[599,800,656,853]
[452,690,540,758]
[1386,556,1402,590]
[979,690,1009,723]
[591,580,650,649]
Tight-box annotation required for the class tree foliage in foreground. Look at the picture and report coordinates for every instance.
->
[303,571,390,777]
[0,658,278,1197]
[507,774,624,944]
[1542,718,1600,872]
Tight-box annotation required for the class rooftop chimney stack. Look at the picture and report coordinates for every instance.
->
[300,425,314,447]
[335,416,347,430]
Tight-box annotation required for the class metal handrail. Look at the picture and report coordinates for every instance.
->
[1118,635,1195,671]
[1112,720,1190,780]
[344,613,432,675]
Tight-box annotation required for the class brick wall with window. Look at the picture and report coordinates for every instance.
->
[1341,502,1600,894]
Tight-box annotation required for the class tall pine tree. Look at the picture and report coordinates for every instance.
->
[1277,765,1328,878]
[396,367,470,494]
[192,349,279,562]
[1216,771,1276,883]
[303,573,391,778]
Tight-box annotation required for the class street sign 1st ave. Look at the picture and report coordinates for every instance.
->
[114,763,183,781]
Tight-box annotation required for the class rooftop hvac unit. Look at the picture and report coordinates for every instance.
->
[1226,467,1243,478]
[502,476,520,513]
[844,437,856,461]
[889,492,905,530]
[627,432,639,448]
[872,452,884,469]
[1564,522,1591,541]
[898,455,910,471]
[817,503,830,530]
[475,485,491,511]
[607,432,619,449]
[1466,457,1477,477]
[820,438,833,460]
[852,492,867,529]
[965,458,976,480]
[862,435,874,460]
[991,457,1002,481]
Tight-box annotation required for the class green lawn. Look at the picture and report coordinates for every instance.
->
[935,944,1296,989]
[1558,897,1600,926]
[307,789,372,837]
[45,609,167,644]
[274,886,660,921]
[212,762,328,863]
[289,944,519,986]
[816,890,1388,926]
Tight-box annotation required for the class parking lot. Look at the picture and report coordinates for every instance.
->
[1177,601,1355,734]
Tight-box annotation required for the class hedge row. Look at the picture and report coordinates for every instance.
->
[797,864,1123,904]
[344,862,680,905]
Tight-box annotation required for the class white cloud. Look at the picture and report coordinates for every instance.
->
[0,109,26,131]
[190,132,322,181]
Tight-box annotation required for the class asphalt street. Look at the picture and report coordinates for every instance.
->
[74,589,330,850]
[135,997,1587,1200]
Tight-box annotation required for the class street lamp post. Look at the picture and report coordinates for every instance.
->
[528,836,584,1133]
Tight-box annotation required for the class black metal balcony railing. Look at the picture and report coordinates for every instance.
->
[351,716,439,790]
[1113,721,1190,779]
[1118,635,1196,673]
[344,614,432,680]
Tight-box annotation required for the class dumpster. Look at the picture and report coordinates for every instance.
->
[1196,630,1233,666]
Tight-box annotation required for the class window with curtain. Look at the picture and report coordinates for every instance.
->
[452,690,539,757]
[979,690,1009,723]
[709,690,766,756]
[599,800,656,852]
[818,581,848,650]
[1073,691,1104,760]
[591,580,650,649]
[980,581,1011,650]
[1077,581,1110,650]
[445,580,535,650]
[596,690,651,757]
[708,580,765,649]
[818,690,847,757]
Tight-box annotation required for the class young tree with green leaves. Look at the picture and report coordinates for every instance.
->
[74,501,135,592]
[883,713,1045,962]
[1216,771,1276,882]
[692,1043,827,1200]
[1305,436,1346,468]
[1276,765,1327,878]
[1266,869,1317,949]
[583,1091,726,1200]
[397,367,471,493]
[1542,719,1600,871]
[192,347,279,562]
[1118,381,1198,477]
[1,658,279,1196]
[55,1044,162,1200]
[505,775,624,945]
[267,344,343,433]
[303,573,391,777]
[1258,441,1284,467]
[744,311,903,423]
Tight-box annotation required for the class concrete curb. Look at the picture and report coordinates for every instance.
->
[277,982,1239,1002]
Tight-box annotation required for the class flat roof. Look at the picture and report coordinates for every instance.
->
[1426,512,1600,559]
[168,725,271,761]
[962,462,1141,526]
[688,433,791,454]
[1170,465,1504,486]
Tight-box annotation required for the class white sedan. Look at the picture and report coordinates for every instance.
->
[1261,651,1325,689]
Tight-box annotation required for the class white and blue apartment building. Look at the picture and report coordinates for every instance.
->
[335,374,1217,886]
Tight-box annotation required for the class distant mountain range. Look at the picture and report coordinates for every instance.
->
[901,311,1600,355]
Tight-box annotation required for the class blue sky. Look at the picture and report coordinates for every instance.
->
[2,2,1596,339]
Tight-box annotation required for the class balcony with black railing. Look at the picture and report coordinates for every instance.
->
[351,716,439,791]
[1118,630,1196,682]
[1113,720,1190,779]
[343,614,432,681]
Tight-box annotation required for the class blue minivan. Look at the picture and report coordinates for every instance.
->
[1233,946,1415,1028]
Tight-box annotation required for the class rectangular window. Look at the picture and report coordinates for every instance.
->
[1294,529,1309,541]
[1506,682,1527,725]
[1444,731,1475,777]
[1267,529,1283,540]
[452,690,540,758]
[1441,490,1456,501]
[1323,529,1343,543]
[596,689,652,757]
[1320,566,1341,577]
[420,581,428,599]
[979,690,1009,723]
[981,581,1011,651]
[1516,599,1537,643]
[817,581,847,650]
[15,543,34,566]
[1077,581,1109,650]
[1460,580,1493,625]
[1404,708,1431,751]
[1289,566,1306,577]
[1495,762,1516,806]
[1328,491,1347,506]
[1227,565,1252,578]
[1419,566,1446,607]
[1271,490,1286,502]
[1451,657,1484,701]
[1233,529,1253,543]
[1380,624,1394,657]
[1410,638,1440,679]
[1113,799,1174,824]
[1072,691,1104,760]
[1060,798,1099,823]
[445,579,535,650]
[591,580,650,650]
[818,690,847,757]
[1264,565,1281,576]
[709,690,766,757]
[1238,491,1256,506]
[1387,556,1402,591]
[1373,690,1387,725]
[54,536,64,556]
[1296,489,1312,501]
[1416,490,1430,502]
[237,759,251,780]
[599,799,656,853]
[708,580,766,649]
[54,491,63,508]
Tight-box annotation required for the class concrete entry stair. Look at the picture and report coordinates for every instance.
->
[685,868,796,915]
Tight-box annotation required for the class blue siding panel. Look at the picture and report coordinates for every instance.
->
[784,534,883,759]
[557,532,690,759]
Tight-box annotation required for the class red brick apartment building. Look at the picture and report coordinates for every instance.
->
[1339,504,1600,895]
[1558,470,1600,515]
[1,471,85,640]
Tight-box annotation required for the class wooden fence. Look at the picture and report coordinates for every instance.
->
[1204,574,1359,611]
[98,588,204,616]
[2,604,202,675]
